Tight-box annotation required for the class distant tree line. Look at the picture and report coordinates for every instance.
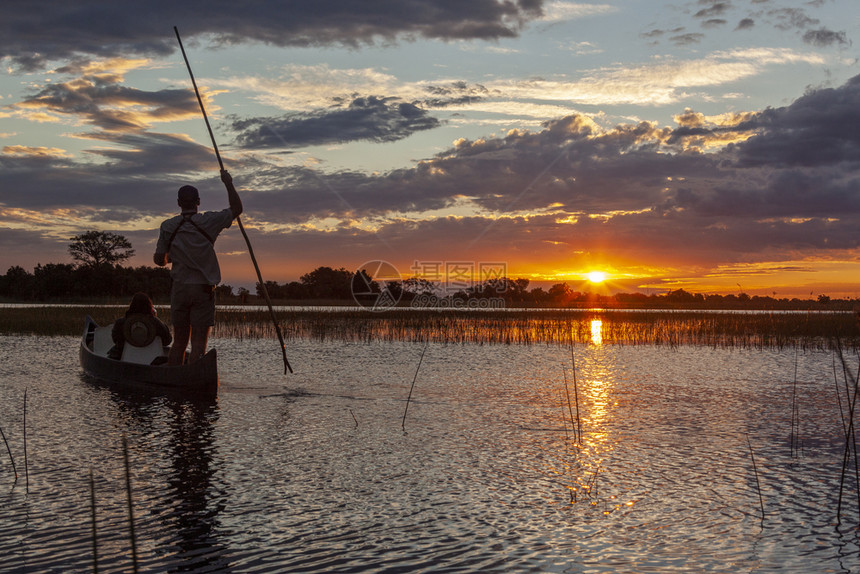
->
[0,263,172,301]
[0,231,856,310]
[255,269,858,310]
[0,231,168,301]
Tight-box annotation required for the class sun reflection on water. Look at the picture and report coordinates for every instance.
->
[565,351,623,508]
[590,319,603,345]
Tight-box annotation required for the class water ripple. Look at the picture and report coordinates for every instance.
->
[0,338,859,572]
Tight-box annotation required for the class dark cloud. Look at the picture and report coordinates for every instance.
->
[640,27,688,44]
[421,82,492,108]
[731,75,860,168]
[735,18,755,30]
[0,0,546,71]
[701,19,727,28]
[0,130,224,214]
[663,75,860,172]
[231,96,441,148]
[5,74,860,281]
[802,28,849,47]
[16,75,197,131]
[693,2,731,19]
[767,7,819,31]
[670,32,706,45]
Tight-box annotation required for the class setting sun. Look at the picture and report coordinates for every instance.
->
[586,271,607,283]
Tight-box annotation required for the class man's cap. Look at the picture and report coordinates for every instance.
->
[178,185,199,203]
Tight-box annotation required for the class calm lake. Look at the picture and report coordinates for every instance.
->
[0,329,858,572]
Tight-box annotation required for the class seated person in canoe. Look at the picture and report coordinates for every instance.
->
[109,292,172,361]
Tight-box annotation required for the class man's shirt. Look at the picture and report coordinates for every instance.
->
[156,208,234,285]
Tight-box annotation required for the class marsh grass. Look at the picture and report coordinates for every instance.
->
[214,308,860,350]
[2,306,859,349]
[0,306,121,336]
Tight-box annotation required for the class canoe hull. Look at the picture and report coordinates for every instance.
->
[80,315,218,395]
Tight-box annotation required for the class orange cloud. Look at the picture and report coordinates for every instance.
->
[2,145,71,158]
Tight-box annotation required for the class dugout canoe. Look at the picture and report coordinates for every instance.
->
[80,315,218,394]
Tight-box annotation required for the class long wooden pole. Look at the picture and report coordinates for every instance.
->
[174,26,292,374]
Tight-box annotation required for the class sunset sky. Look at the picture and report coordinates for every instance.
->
[2,0,859,297]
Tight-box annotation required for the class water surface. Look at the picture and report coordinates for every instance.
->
[0,335,858,572]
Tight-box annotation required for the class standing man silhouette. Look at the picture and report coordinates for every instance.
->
[154,170,242,365]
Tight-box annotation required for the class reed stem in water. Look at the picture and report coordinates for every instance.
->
[401,343,428,432]
[746,433,765,523]
[561,366,576,443]
[90,468,99,574]
[122,435,139,573]
[0,422,16,481]
[23,389,28,492]
[570,342,583,442]
[835,348,860,525]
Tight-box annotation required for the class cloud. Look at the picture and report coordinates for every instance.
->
[12,59,200,131]
[735,18,755,30]
[214,48,822,121]
[422,82,492,108]
[726,75,860,168]
[0,0,547,71]
[670,33,706,46]
[230,96,442,148]
[0,227,72,269]
[802,28,850,47]
[766,7,819,31]
[538,2,618,22]
[640,29,665,40]
[693,2,732,19]
[4,64,860,287]
[2,145,72,158]
[493,48,822,107]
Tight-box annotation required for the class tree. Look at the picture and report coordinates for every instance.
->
[0,266,35,299]
[299,266,354,299]
[33,263,77,300]
[69,231,135,268]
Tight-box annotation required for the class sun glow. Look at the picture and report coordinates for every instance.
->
[586,271,607,283]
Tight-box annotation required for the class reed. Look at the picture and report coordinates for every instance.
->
[561,367,577,444]
[23,389,28,493]
[214,309,860,349]
[833,352,849,439]
[401,343,428,433]
[0,306,121,336]
[90,468,99,574]
[558,368,570,442]
[835,348,860,525]
[746,434,765,523]
[3,306,859,350]
[790,350,800,458]
[586,463,601,498]
[0,421,16,481]
[122,435,139,574]
[570,341,583,441]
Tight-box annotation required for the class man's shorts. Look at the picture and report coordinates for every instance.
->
[170,282,216,328]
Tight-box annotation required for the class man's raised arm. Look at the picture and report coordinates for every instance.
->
[221,169,243,219]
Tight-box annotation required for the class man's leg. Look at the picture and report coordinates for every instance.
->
[169,324,191,366]
[188,326,211,362]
